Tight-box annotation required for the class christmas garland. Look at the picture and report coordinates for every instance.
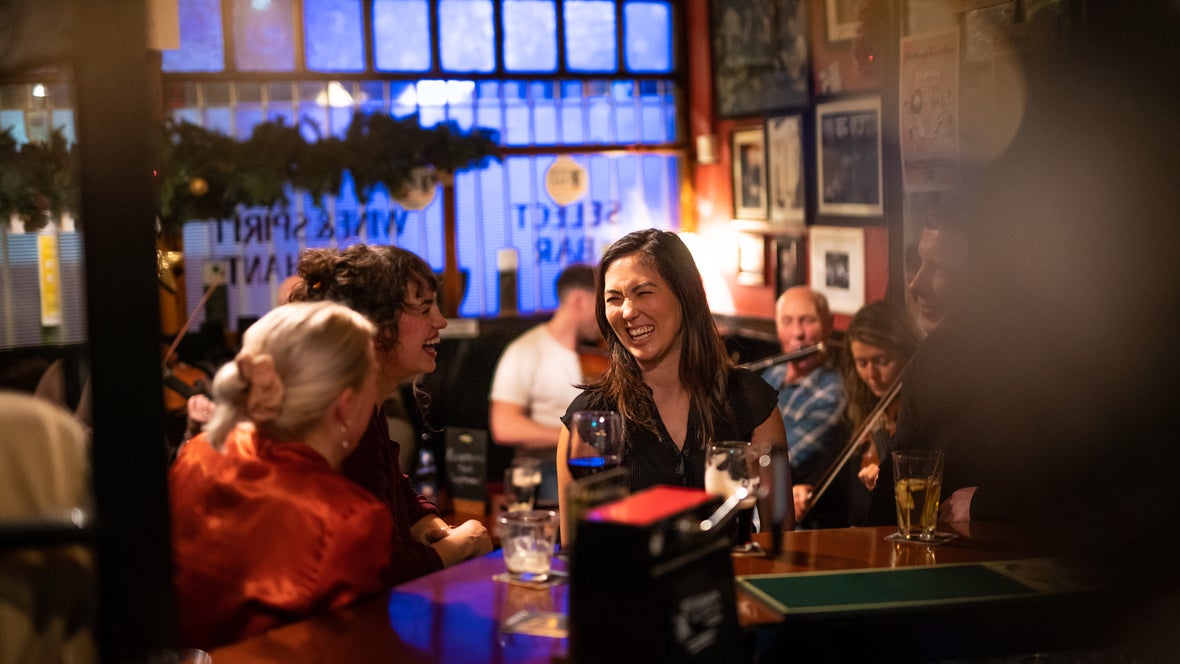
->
[1,112,501,233]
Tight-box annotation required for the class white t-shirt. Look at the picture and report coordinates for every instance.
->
[488,323,583,441]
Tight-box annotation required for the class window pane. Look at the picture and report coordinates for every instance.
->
[564,0,617,72]
[440,0,495,72]
[304,0,365,72]
[531,82,557,145]
[624,1,672,73]
[163,0,225,72]
[502,81,529,145]
[504,0,557,72]
[374,0,432,71]
[233,0,297,72]
[612,81,635,143]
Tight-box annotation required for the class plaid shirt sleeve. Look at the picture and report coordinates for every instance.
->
[772,367,847,483]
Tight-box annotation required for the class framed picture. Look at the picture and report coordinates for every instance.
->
[737,233,767,286]
[731,128,768,221]
[710,0,810,117]
[808,225,865,315]
[766,114,806,225]
[774,235,805,297]
[826,0,863,43]
[816,96,883,217]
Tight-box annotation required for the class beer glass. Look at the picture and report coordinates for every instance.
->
[892,449,944,541]
[705,440,761,554]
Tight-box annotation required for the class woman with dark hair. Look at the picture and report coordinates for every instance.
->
[839,300,923,525]
[291,244,491,579]
[555,229,788,545]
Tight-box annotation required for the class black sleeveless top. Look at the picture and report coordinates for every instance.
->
[560,368,777,492]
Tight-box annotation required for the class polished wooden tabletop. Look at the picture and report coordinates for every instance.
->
[209,522,1071,664]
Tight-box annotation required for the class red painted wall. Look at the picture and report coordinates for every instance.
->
[685,0,890,329]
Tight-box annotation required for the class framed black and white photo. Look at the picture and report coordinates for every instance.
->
[732,127,768,221]
[710,0,810,117]
[826,0,863,43]
[808,225,865,315]
[774,235,805,297]
[766,113,805,226]
[816,96,883,218]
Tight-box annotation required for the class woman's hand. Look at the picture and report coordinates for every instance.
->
[431,519,493,567]
[857,463,879,491]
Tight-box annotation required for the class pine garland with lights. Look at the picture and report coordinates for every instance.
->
[0,127,77,232]
[2,112,500,234]
[157,112,501,232]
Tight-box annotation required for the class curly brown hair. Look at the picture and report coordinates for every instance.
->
[290,244,438,353]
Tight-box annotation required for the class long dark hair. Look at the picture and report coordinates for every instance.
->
[584,229,732,446]
[840,300,924,431]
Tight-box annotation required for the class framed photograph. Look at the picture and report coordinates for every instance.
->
[808,225,865,315]
[737,233,767,286]
[826,0,863,42]
[731,128,768,221]
[766,114,806,225]
[710,0,810,117]
[774,235,805,297]
[816,96,883,217]
[900,29,961,192]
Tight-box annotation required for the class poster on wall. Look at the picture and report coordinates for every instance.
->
[710,0,810,117]
[766,114,806,225]
[899,29,961,192]
[816,96,882,217]
[807,225,865,315]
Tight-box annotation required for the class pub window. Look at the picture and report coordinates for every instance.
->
[160,0,682,322]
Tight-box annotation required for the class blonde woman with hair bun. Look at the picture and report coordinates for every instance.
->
[170,302,393,649]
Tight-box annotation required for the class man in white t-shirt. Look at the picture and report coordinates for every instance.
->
[489,265,599,504]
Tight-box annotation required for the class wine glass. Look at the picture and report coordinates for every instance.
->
[566,410,623,480]
[704,440,762,554]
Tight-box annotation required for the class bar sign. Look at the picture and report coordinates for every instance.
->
[37,233,62,327]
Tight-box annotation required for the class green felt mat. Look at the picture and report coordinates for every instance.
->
[738,561,1065,616]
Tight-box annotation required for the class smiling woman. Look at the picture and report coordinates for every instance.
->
[288,244,492,578]
[555,229,792,546]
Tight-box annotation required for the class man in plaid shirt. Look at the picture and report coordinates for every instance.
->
[761,286,846,527]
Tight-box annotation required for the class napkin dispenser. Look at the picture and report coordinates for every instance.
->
[569,485,741,663]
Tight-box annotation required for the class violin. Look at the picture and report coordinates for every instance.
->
[161,274,225,415]
[801,360,910,519]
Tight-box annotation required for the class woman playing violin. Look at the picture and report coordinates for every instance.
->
[841,301,924,523]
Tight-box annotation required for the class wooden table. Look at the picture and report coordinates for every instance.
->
[210,523,1109,663]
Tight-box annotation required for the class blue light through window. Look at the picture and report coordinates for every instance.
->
[163,0,225,72]
[564,0,618,72]
[624,1,672,72]
[440,0,496,72]
[233,0,296,72]
[373,0,432,72]
[304,0,365,72]
[503,0,557,72]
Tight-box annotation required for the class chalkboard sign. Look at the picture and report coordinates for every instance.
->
[444,427,488,503]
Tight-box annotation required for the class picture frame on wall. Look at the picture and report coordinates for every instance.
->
[774,235,805,297]
[816,96,883,218]
[732,127,768,221]
[737,233,767,286]
[826,0,863,43]
[808,225,865,315]
[709,0,810,117]
[766,113,806,226]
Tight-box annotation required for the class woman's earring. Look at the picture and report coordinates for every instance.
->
[341,424,349,450]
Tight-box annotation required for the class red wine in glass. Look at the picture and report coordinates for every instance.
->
[567,411,623,480]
